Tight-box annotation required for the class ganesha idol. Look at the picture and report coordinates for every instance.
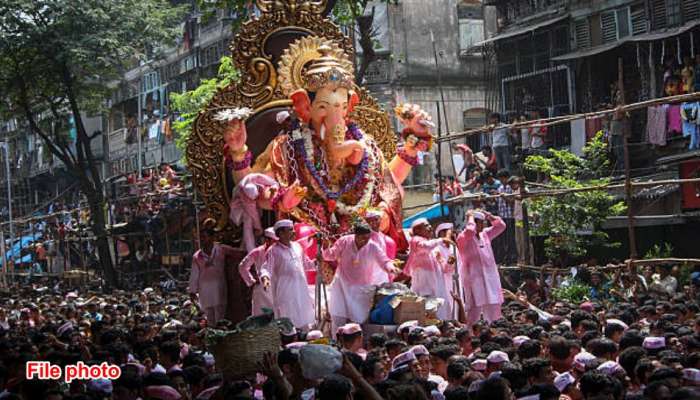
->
[221,36,433,251]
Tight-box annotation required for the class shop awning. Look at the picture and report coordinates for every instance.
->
[628,20,700,42]
[552,20,700,62]
[551,41,626,62]
[473,14,570,47]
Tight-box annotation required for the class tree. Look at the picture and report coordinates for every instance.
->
[195,0,398,83]
[523,133,626,266]
[0,0,185,287]
[171,56,240,158]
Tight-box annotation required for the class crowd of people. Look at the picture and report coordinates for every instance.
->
[0,235,699,400]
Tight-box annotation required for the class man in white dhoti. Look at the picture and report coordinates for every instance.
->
[261,219,315,329]
[323,223,399,331]
[188,226,237,324]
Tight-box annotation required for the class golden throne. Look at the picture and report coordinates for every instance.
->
[187,0,396,241]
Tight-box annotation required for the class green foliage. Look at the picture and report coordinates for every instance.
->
[644,242,674,259]
[524,132,627,264]
[170,56,240,161]
[551,283,592,303]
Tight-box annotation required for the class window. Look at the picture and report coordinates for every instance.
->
[459,19,484,53]
[668,0,682,26]
[651,0,683,29]
[575,18,591,49]
[142,72,160,93]
[630,3,648,35]
[180,54,197,74]
[683,0,700,22]
[600,7,631,44]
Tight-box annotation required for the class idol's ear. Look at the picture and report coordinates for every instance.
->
[347,90,360,114]
[290,89,312,122]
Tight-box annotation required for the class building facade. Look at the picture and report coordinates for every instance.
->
[361,0,488,183]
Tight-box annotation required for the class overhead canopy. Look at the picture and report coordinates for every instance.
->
[551,41,626,61]
[473,14,570,47]
[628,20,700,42]
[552,20,700,62]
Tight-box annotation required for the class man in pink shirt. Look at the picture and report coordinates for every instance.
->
[238,227,277,316]
[323,223,399,330]
[365,209,397,283]
[457,210,506,325]
[188,226,238,324]
[405,218,453,320]
[262,219,315,330]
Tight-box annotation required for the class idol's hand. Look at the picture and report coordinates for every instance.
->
[397,103,433,137]
[223,119,248,158]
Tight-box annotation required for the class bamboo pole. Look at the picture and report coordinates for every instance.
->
[626,258,700,266]
[436,91,700,143]
[403,177,700,211]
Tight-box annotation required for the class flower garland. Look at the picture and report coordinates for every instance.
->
[291,122,369,201]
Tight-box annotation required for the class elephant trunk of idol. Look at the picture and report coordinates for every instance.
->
[322,116,364,166]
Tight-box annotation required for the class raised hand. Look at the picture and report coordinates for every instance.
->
[223,119,248,156]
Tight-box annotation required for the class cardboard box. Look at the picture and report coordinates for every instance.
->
[392,296,426,325]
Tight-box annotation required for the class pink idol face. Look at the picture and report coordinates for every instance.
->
[309,86,350,134]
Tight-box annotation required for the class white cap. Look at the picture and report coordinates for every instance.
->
[435,223,453,235]
[424,325,441,337]
[683,368,700,383]
[554,372,576,392]
[487,350,509,363]
[276,111,291,124]
[471,359,487,371]
[307,330,323,340]
[410,345,429,357]
[597,361,624,375]
[606,318,629,330]
[274,219,294,230]
[643,336,666,350]
[573,351,596,372]
[264,227,278,240]
[397,320,419,333]
[513,336,530,347]
[472,211,485,220]
[392,350,417,371]
[410,218,430,230]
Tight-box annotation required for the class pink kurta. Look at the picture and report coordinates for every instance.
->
[405,236,451,319]
[457,217,506,313]
[369,231,393,283]
[323,235,393,322]
[238,244,274,315]
[188,244,230,308]
[262,241,315,328]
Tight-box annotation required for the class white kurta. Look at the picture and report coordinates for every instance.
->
[434,242,459,320]
[323,235,393,323]
[188,244,229,309]
[238,245,274,315]
[262,241,315,328]
[405,236,452,320]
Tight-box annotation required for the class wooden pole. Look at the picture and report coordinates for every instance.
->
[436,101,445,217]
[619,57,638,259]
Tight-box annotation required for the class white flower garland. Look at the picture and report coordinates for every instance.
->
[213,107,254,122]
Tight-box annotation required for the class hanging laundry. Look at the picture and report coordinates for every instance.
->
[162,117,173,142]
[681,102,699,139]
[647,105,667,146]
[570,119,586,156]
[148,120,160,140]
[667,104,683,137]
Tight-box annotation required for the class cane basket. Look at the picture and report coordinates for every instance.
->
[209,323,281,379]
